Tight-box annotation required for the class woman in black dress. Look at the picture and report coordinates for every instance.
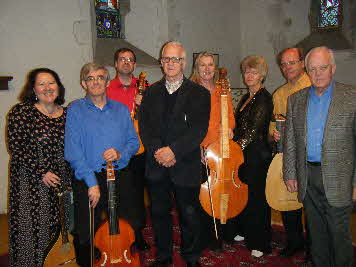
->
[7,68,72,266]
[231,56,273,257]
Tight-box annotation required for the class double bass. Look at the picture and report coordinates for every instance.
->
[199,68,248,225]
[131,72,148,155]
[90,161,140,266]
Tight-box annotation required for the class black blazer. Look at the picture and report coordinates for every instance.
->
[138,77,210,186]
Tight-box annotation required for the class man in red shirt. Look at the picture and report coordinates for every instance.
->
[106,48,149,250]
[107,48,143,111]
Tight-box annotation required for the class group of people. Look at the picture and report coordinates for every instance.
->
[7,41,355,267]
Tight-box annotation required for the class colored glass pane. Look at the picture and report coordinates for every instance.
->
[95,0,121,38]
[319,0,341,28]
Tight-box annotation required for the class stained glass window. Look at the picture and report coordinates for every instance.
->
[95,0,121,38]
[319,0,341,28]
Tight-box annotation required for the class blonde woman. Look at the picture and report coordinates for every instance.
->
[231,56,273,257]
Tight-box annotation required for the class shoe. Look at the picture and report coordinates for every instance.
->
[149,258,172,267]
[251,250,264,257]
[279,244,304,258]
[234,234,245,241]
[186,262,202,267]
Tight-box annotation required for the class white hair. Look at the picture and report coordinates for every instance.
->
[161,41,186,59]
[305,46,336,71]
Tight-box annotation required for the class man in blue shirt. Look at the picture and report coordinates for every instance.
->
[283,47,355,267]
[65,62,139,266]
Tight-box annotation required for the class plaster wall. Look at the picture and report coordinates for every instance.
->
[239,0,310,92]
[0,0,93,213]
[125,0,169,60]
[239,0,355,92]
[167,0,241,87]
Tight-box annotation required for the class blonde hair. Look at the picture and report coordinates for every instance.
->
[190,51,218,84]
[241,55,268,82]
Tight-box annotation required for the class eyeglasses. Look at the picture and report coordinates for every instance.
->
[308,64,330,73]
[85,75,106,82]
[161,57,184,63]
[280,60,301,68]
[118,57,135,63]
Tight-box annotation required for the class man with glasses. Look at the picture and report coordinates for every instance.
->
[65,63,139,266]
[139,41,210,267]
[269,48,311,258]
[106,48,150,251]
[107,48,142,112]
[283,46,355,267]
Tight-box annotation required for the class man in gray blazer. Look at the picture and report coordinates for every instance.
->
[283,46,355,267]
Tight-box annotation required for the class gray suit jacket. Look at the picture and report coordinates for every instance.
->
[283,82,355,207]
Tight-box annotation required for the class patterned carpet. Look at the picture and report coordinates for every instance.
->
[140,209,356,267]
[140,209,305,267]
[1,209,355,267]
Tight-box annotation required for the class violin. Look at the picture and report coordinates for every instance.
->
[90,162,140,266]
[131,72,148,155]
[199,68,248,225]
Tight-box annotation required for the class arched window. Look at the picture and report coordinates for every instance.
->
[95,0,121,38]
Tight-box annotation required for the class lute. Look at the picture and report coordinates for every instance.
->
[43,187,77,267]
[265,115,303,211]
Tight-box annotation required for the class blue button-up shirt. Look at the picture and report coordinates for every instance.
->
[307,81,335,162]
[64,96,139,188]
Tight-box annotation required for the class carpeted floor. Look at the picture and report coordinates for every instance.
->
[1,209,355,267]
[139,209,356,267]
[141,209,306,267]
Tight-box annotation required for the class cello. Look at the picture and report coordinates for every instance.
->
[199,68,248,225]
[89,161,141,266]
[131,72,148,155]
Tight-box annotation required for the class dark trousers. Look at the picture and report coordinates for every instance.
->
[147,179,203,263]
[281,209,305,247]
[304,164,353,267]
[128,153,147,231]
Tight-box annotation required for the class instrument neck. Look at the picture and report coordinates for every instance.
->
[106,162,119,235]
[58,193,69,244]
[276,119,285,153]
[220,94,229,158]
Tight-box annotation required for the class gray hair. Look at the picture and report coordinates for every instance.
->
[305,46,336,71]
[161,41,186,59]
[80,62,110,82]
